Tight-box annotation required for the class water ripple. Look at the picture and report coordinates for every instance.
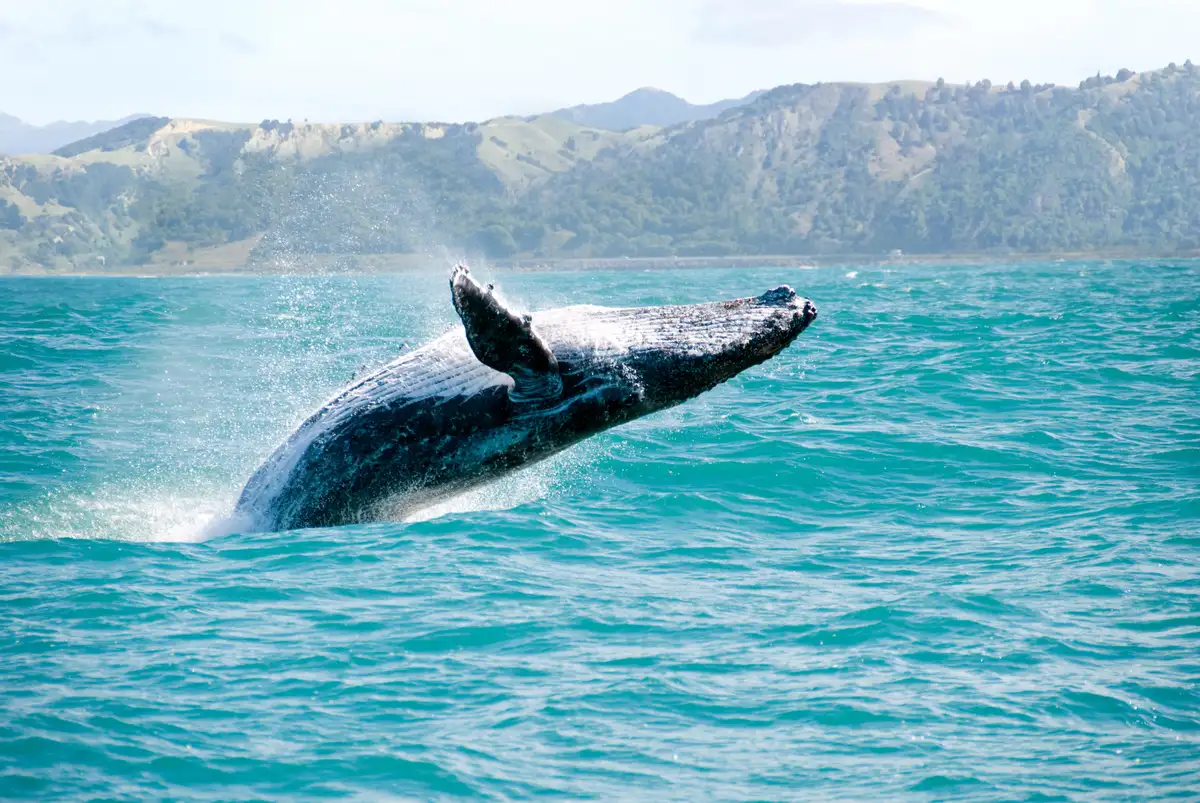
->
[1,262,1198,799]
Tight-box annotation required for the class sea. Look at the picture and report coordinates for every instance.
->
[1,261,1197,800]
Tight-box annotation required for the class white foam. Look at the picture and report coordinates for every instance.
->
[2,490,240,544]
[401,474,552,523]
[399,441,601,524]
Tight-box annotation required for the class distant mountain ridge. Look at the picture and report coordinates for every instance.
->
[0,113,154,155]
[547,87,764,131]
[3,63,1200,273]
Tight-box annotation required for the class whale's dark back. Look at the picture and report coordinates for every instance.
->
[235,284,816,532]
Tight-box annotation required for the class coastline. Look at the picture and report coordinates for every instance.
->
[1,248,1196,278]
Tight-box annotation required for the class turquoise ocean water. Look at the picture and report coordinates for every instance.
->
[1,261,1197,800]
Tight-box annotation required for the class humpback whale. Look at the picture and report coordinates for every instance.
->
[235,265,817,532]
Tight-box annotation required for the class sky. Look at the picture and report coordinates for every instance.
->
[1,0,1196,125]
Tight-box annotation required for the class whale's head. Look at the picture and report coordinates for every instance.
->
[534,285,817,414]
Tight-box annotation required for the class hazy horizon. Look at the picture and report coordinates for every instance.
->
[1,0,1195,126]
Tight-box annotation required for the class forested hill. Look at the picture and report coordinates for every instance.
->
[2,63,1199,272]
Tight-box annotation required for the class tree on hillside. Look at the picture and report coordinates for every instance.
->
[0,199,24,230]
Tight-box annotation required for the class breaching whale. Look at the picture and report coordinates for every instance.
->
[235,265,817,532]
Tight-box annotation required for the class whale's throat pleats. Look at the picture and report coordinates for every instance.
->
[450,265,564,403]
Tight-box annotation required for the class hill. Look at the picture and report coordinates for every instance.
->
[547,87,763,131]
[2,63,1199,273]
[0,112,154,156]
[0,114,653,271]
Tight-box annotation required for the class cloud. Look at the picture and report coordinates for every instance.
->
[219,32,258,54]
[1,0,1197,126]
[58,13,111,46]
[693,0,946,47]
[140,18,186,39]
[0,8,175,48]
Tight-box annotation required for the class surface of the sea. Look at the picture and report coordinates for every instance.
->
[1,261,1197,801]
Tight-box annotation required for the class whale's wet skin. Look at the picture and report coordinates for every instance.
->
[237,266,817,531]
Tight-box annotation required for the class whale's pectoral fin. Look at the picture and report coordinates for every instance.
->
[450,264,563,402]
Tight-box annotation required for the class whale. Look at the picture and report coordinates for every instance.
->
[234,265,818,532]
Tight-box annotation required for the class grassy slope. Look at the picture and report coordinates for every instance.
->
[477,115,654,186]
[0,113,634,272]
[2,67,1199,272]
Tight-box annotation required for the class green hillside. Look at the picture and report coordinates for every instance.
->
[2,63,1199,273]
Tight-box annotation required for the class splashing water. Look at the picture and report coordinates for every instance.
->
[400,441,605,524]
[0,269,609,543]
[2,263,1198,801]
[2,488,229,544]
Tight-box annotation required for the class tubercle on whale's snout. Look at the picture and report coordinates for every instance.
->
[758,285,798,305]
[756,285,818,334]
